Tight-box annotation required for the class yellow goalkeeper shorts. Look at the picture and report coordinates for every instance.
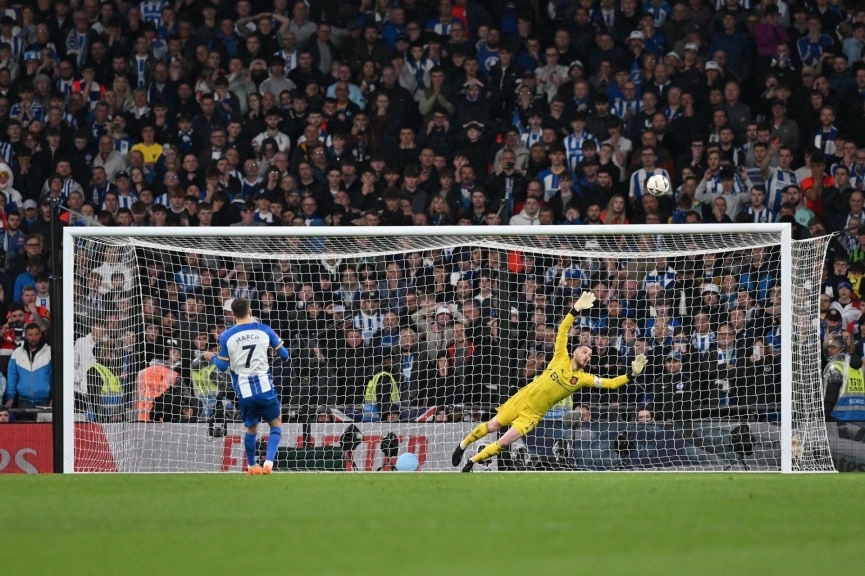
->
[495,392,545,436]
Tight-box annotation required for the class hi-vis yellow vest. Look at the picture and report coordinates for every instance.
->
[364,371,401,404]
[827,360,865,421]
[92,363,121,395]
[192,364,218,396]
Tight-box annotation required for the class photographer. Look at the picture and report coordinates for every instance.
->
[190,334,232,421]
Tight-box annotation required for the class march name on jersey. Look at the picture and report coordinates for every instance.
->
[218,323,283,399]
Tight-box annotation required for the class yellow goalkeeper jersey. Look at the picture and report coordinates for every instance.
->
[519,311,630,414]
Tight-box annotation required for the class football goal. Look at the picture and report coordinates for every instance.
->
[62,224,835,473]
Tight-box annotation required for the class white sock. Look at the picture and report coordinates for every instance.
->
[459,440,468,450]
[264,460,273,468]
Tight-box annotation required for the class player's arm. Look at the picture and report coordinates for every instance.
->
[206,336,230,371]
[267,326,290,360]
[575,372,628,389]
[576,354,648,389]
[552,292,594,362]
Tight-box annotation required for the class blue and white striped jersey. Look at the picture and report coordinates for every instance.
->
[519,129,542,149]
[745,205,776,223]
[174,268,200,292]
[813,127,837,157]
[0,34,24,61]
[218,322,284,399]
[139,1,166,26]
[714,0,752,8]
[353,312,383,344]
[153,192,171,207]
[610,98,641,123]
[643,1,672,28]
[116,192,139,210]
[563,132,595,171]
[702,172,746,196]
[691,331,716,355]
[538,168,575,202]
[0,141,15,166]
[425,19,453,36]
[643,266,677,290]
[765,167,797,212]
[275,49,299,76]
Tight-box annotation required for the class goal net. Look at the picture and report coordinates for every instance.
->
[63,225,835,473]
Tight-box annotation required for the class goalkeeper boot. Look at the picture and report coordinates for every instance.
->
[262,462,273,475]
[461,460,475,473]
[451,445,465,467]
[247,465,263,475]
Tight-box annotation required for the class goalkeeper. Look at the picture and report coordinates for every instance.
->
[452,292,647,472]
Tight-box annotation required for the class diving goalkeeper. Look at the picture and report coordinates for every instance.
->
[452,292,647,472]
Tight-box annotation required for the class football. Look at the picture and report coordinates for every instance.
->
[395,452,419,471]
[646,174,670,197]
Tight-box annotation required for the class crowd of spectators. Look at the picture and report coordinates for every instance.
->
[1,0,864,425]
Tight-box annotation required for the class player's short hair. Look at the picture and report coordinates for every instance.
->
[231,297,251,319]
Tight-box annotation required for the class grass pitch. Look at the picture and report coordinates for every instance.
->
[4,473,862,575]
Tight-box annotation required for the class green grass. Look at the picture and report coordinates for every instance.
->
[3,474,862,575]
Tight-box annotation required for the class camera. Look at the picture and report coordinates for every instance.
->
[724,424,754,470]
[207,397,226,438]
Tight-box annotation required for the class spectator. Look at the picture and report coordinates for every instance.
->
[509,196,541,225]
[13,255,44,302]
[4,322,50,421]
[653,351,691,421]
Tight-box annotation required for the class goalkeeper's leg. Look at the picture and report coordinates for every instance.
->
[471,426,521,464]
[452,417,503,466]
[462,426,522,472]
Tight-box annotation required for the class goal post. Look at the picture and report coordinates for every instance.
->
[61,224,835,473]
[780,223,792,474]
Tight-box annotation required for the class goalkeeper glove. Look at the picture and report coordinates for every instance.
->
[626,354,648,380]
[573,292,597,312]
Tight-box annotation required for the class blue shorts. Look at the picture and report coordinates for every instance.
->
[238,394,281,427]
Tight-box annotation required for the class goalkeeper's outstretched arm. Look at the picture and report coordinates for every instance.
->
[552,291,598,363]
[585,354,648,390]
[578,354,649,389]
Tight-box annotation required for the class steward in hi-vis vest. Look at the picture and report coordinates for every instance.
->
[823,348,865,422]
[86,340,123,422]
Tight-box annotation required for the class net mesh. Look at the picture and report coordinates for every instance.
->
[68,229,834,472]
[791,236,835,472]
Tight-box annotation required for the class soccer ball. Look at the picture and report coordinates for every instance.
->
[646,174,670,197]
[395,452,419,471]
